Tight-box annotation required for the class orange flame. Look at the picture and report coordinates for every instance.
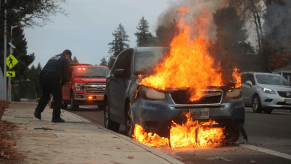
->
[232,68,241,88]
[132,113,225,148]
[140,7,224,101]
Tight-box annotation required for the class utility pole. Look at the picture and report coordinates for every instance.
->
[9,26,18,102]
[3,0,7,100]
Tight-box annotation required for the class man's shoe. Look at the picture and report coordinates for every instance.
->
[52,117,65,123]
[34,112,41,120]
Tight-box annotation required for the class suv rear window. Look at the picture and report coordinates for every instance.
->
[74,67,110,78]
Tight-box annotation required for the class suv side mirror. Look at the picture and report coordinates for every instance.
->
[246,80,252,86]
[114,69,125,78]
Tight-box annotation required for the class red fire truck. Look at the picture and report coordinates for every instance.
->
[61,64,110,110]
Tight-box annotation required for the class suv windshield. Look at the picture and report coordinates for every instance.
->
[74,67,110,78]
[256,74,290,86]
[134,48,169,75]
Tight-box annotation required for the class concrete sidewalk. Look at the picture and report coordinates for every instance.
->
[2,103,184,164]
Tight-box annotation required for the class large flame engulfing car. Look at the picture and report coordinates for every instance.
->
[103,6,247,149]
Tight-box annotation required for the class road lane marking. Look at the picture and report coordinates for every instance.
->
[208,157,232,161]
[241,144,291,160]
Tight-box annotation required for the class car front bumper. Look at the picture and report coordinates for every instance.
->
[73,93,104,105]
[131,98,245,133]
[260,93,291,109]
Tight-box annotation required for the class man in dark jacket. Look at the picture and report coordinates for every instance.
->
[34,50,72,122]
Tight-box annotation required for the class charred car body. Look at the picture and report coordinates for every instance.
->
[62,64,110,110]
[104,47,246,143]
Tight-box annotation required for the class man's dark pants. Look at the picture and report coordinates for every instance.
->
[35,72,62,119]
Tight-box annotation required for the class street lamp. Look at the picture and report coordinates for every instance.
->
[8,25,18,102]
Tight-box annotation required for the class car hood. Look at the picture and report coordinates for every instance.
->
[74,77,106,83]
[259,84,291,91]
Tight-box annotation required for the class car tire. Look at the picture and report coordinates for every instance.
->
[252,95,263,113]
[226,130,240,144]
[70,94,79,110]
[125,103,135,138]
[264,108,273,114]
[104,100,120,132]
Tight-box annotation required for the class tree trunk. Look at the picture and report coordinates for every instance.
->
[253,12,262,54]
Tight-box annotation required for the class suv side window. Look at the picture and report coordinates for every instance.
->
[111,50,127,73]
[111,49,133,78]
[124,49,133,78]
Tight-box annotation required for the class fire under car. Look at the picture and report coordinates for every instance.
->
[103,47,247,143]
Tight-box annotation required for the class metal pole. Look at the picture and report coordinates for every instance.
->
[8,26,14,102]
[4,0,7,100]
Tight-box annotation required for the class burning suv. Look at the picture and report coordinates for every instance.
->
[62,64,110,110]
[104,47,247,147]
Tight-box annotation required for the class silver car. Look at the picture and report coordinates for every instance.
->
[241,72,291,114]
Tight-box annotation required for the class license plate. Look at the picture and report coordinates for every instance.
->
[189,108,209,119]
[96,95,104,100]
[285,99,291,104]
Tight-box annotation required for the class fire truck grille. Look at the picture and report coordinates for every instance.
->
[85,83,106,93]
[170,89,222,104]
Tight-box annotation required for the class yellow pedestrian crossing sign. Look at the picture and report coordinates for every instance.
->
[6,71,15,77]
[6,54,18,69]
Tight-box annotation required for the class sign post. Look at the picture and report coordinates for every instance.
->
[6,54,18,102]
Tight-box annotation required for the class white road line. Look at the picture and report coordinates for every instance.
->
[208,157,232,161]
[241,144,291,160]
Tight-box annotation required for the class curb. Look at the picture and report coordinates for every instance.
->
[64,109,185,164]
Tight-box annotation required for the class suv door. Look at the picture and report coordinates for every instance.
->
[115,49,133,121]
[108,50,129,120]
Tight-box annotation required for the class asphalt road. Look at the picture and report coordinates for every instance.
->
[66,105,291,164]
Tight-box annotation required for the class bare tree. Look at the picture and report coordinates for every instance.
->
[0,0,68,28]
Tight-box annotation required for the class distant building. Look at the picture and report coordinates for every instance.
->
[272,65,291,82]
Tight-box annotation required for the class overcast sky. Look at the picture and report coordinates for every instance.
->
[24,0,171,68]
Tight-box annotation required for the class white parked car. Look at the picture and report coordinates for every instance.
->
[241,72,291,114]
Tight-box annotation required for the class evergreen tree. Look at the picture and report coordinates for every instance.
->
[135,17,153,47]
[72,56,79,64]
[36,62,42,75]
[108,23,130,69]
[99,57,108,66]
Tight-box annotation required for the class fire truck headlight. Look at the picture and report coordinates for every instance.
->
[75,83,85,92]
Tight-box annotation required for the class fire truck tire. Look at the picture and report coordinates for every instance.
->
[70,94,79,110]
[98,105,104,110]
[125,103,135,137]
[62,103,68,109]
[104,100,120,132]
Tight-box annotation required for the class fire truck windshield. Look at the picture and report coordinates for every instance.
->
[74,67,110,78]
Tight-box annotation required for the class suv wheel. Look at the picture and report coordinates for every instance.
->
[70,94,79,110]
[252,95,263,113]
[226,129,240,144]
[125,103,135,137]
[104,100,120,132]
